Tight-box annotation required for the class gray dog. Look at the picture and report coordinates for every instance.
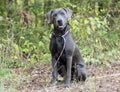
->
[45,8,86,87]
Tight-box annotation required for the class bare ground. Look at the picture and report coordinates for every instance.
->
[13,60,120,92]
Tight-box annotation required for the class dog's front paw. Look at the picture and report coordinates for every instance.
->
[51,79,57,86]
[65,81,71,88]
[65,83,70,88]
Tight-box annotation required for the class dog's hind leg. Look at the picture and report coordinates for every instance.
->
[76,62,87,82]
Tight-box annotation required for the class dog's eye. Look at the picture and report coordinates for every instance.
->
[53,14,57,17]
[60,12,65,15]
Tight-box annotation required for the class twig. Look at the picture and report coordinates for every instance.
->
[96,73,120,79]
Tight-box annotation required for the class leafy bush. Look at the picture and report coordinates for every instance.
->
[0,0,120,68]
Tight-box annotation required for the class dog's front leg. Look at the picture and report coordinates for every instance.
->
[51,57,57,85]
[65,56,72,87]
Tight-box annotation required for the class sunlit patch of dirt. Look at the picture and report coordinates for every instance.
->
[12,60,120,92]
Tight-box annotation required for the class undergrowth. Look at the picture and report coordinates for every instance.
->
[0,0,120,92]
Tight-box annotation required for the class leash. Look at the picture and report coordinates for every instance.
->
[52,31,69,74]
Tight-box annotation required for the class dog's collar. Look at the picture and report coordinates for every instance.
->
[52,30,69,37]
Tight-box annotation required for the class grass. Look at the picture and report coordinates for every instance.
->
[0,63,101,92]
[0,63,120,92]
[0,64,96,92]
[0,51,120,92]
[0,68,16,92]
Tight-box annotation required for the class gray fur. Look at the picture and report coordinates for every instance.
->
[45,8,86,87]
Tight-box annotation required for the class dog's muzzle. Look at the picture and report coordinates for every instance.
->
[56,19,65,29]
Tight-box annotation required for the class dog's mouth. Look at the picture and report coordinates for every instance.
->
[57,25,64,29]
[57,23,65,29]
[56,20,65,29]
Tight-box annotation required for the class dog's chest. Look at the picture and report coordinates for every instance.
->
[55,36,64,52]
[50,35,67,61]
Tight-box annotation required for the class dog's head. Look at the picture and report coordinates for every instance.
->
[45,8,72,30]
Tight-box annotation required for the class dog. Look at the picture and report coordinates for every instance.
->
[45,8,87,87]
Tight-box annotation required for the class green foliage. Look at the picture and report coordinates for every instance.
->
[0,0,120,68]
[70,16,118,64]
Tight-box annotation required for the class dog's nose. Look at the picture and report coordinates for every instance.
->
[57,20,62,26]
[57,20,62,23]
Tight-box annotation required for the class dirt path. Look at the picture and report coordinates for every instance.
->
[15,61,120,92]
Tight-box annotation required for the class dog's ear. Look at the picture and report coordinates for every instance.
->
[45,10,53,24]
[63,8,73,19]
